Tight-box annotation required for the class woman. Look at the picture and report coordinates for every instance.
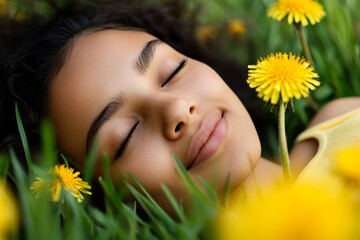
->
[1,0,359,214]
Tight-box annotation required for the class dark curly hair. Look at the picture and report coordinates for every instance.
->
[0,0,268,162]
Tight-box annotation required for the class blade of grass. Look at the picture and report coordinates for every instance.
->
[160,184,186,222]
[98,155,129,211]
[60,154,70,168]
[83,143,98,183]
[198,177,218,203]
[98,177,122,210]
[126,183,173,240]
[0,154,10,178]
[223,174,231,207]
[9,148,36,238]
[172,154,202,194]
[40,119,57,168]
[15,103,32,168]
[128,177,173,223]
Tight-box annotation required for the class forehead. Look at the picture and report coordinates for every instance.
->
[48,29,155,162]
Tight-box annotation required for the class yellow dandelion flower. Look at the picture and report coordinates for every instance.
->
[196,25,216,42]
[268,0,326,26]
[334,146,360,183]
[227,19,246,37]
[247,52,320,105]
[31,164,91,203]
[0,180,18,239]
[216,182,356,240]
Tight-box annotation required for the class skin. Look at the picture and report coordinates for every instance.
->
[48,29,281,212]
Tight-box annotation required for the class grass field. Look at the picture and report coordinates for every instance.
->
[1,0,360,239]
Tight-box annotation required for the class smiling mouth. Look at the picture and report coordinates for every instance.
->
[187,112,228,170]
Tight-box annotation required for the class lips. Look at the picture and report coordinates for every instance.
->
[187,112,228,169]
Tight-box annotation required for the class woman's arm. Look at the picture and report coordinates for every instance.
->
[290,97,360,175]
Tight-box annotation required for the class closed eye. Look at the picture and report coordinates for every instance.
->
[114,121,139,159]
[161,58,188,87]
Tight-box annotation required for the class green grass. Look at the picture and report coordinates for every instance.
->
[1,106,221,240]
[188,0,360,157]
[1,0,360,239]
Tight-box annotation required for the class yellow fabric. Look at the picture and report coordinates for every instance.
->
[296,108,360,185]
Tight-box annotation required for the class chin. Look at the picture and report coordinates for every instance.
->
[226,146,261,190]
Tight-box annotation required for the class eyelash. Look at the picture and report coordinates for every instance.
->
[161,58,188,87]
[114,58,188,160]
[115,121,139,159]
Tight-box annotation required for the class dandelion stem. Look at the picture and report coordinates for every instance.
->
[296,24,318,110]
[296,24,314,66]
[278,101,292,179]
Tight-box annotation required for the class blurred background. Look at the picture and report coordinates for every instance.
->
[1,0,359,159]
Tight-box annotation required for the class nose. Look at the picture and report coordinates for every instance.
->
[156,94,196,140]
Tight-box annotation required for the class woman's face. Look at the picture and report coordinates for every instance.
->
[48,29,261,211]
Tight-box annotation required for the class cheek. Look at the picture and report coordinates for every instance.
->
[108,141,190,216]
[109,138,178,188]
[192,65,236,100]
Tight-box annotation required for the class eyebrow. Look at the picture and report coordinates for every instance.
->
[85,39,162,153]
[86,94,125,152]
[133,39,162,74]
